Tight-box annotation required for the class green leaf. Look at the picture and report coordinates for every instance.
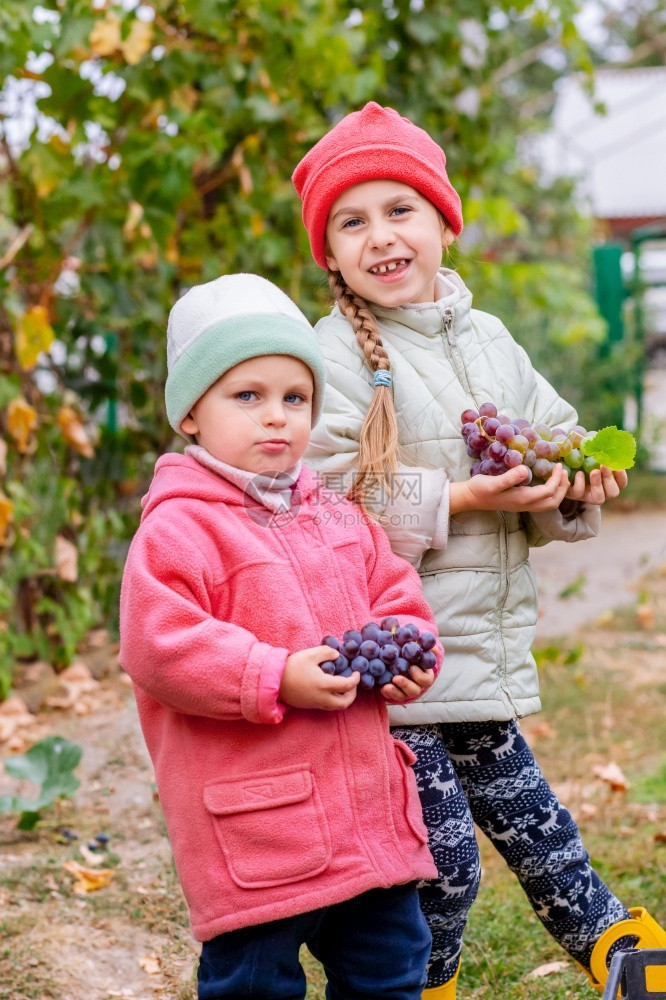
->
[580,426,637,471]
[0,736,82,827]
[17,811,41,831]
[558,573,586,600]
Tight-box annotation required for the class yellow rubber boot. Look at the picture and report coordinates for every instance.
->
[422,961,460,1000]
[585,907,666,993]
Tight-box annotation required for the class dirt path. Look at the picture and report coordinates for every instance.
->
[531,508,666,637]
[0,673,198,1000]
[1,509,664,1000]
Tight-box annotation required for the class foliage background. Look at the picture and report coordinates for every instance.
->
[0,0,651,692]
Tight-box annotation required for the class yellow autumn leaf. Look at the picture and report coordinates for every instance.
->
[7,397,38,453]
[165,234,179,265]
[121,19,153,65]
[15,306,55,369]
[56,406,95,459]
[63,859,115,894]
[0,493,14,546]
[90,12,122,57]
[123,200,144,241]
[171,85,199,114]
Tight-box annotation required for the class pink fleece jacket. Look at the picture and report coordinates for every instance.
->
[119,454,440,940]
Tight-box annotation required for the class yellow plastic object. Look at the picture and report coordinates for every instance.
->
[587,908,666,992]
[422,961,460,1000]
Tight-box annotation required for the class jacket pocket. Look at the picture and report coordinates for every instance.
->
[203,765,332,889]
[393,740,429,845]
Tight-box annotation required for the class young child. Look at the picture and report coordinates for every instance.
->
[292,103,666,998]
[119,272,445,1000]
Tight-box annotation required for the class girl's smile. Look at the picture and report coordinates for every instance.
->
[368,257,412,279]
[325,180,454,306]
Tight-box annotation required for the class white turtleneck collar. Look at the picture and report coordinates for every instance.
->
[185,445,302,514]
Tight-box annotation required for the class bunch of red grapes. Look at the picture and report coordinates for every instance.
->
[461,402,601,484]
[319,617,438,692]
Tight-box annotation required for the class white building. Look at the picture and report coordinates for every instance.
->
[534,66,666,469]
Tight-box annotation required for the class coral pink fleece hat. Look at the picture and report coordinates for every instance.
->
[292,102,463,269]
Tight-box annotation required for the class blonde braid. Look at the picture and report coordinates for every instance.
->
[328,269,400,510]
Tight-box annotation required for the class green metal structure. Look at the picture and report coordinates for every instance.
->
[593,224,666,437]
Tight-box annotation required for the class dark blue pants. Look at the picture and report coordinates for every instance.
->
[393,721,632,988]
[197,882,431,999]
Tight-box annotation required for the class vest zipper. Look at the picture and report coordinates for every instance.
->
[441,308,472,395]
[442,306,514,705]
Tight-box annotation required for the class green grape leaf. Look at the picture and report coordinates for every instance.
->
[580,426,636,470]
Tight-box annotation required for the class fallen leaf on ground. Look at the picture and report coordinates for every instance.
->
[79,843,106,866]
[0,695,48,750]
[44,874,61,897]
[62,859,115,893]
[527,960,570,978]
[528,721,557,741]
[654,832,666,844]
[596,610,615,627]
[139,955,161,975]
[636,603,655,628]
[0,695,33,736]
[44,661,99,712]
[593,761,630,792]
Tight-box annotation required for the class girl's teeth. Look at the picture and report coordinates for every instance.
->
[373,260,405,274]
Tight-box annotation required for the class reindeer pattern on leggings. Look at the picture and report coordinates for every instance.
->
[393,720,633,987]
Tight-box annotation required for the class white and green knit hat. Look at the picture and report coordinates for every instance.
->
[165,273,326,436]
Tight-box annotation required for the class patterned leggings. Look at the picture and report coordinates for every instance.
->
[392,721,631,988]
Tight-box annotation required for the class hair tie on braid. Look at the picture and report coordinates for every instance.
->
[373,370,392,388]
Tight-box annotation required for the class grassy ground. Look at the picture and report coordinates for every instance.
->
[1,568,664,999]
[307,571,666,999]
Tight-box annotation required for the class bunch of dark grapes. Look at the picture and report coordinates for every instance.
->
[461,402,600,484]
[319,617,438,691]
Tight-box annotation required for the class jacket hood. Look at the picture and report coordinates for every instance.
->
[140,453,318,522]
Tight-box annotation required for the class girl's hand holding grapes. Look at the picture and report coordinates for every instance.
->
[280,646,360,710]
[450,463,571,515]
[380,664,436,704]
[566,466,628,505]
